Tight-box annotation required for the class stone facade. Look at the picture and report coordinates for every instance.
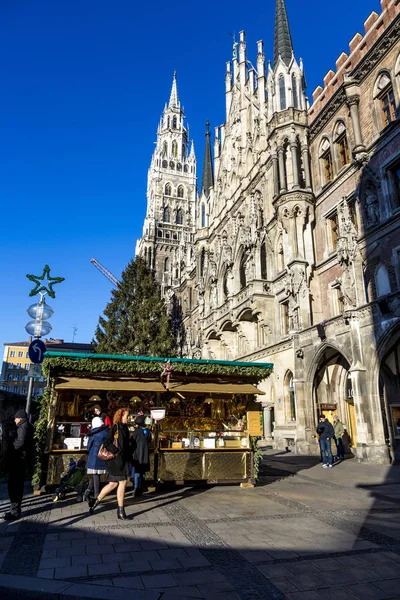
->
[137,0,400,463]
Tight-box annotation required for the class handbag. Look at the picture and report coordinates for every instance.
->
[97,426,119,461]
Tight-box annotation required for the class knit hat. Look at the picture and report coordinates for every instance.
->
[135,416,145,426]
[15,409,27,419]
[91,417,104,429]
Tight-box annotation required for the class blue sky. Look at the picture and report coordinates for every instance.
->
[0,0,381,347]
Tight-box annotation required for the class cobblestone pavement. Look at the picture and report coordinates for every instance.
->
[1,452,400,599]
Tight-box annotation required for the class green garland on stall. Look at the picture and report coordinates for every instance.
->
[31,388,52,489]
[250,436,263,482]
[42,356,271,380]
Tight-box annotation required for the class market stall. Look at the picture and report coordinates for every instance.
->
[39,352,273,487]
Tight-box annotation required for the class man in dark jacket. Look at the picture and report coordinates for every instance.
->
[4,409,34,521]
[317,415,334,468]
[130,416,151,496]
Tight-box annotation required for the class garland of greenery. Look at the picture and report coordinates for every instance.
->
[42,356,272,380]
[31,388,52,489]
[250,436,263,482]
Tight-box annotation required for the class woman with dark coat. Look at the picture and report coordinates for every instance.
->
[89,408,131,520]
[84,417,108,502]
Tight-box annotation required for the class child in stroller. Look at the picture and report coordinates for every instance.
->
[53,458,88,502]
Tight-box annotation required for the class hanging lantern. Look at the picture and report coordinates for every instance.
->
[130,396,141,404]
[204,396,214,404]
[170,397,180,404]
[25,320,52,337]
[27,301,54,320]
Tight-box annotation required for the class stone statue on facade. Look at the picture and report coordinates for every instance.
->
[341,266,357,308]
[210,282,218,309]
[365,184,380,227]
[225,266,235,297]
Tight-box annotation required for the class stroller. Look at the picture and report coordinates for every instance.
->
[52,458,89,502]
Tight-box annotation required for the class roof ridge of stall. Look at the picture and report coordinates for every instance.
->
[44,351,273,370]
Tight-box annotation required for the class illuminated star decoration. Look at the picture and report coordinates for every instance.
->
[26,265,65,299]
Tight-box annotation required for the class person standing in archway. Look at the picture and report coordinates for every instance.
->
[333,415,345,462]
[317,415,334,468]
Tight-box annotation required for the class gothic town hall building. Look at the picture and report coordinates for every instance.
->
[137,0,400,464]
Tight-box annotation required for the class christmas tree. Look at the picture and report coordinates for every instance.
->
[94,257,177,356]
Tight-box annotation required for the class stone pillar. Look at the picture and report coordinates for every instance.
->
[278,148,287,193]
[347,96,365,152]
[301,144,312,189]
[263,405,273,442]
[290,142,300,189]
[272,154,279,198]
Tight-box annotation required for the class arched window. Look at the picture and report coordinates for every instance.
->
[162,160,168,168]
[201,203,206,228]
[164,257,170,272]
[375,264,391,297]
[177,185,184,198]
[279,75,286,111]
[165,183,171,196]
[260,242,267,279]
[169,161,175,170]
[163,206,170,223]
[239,254,247,289]
[375,73,397,128]
[292,74,298,109]
[176,209,183,225]
[172,116,177,129]
[177,163,182,171]
[334,122,350,168]
[320,138,333,184]
[172,141,178,157]
[184,164,189,173]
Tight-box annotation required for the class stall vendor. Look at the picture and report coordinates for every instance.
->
[93,405,112,428]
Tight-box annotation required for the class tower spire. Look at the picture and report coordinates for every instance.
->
[169,70,179,108]
[201,121,214,197]
[273,0,294,67]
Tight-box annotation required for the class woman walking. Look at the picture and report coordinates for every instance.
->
[89,408,131,520]
[84,416,108,503]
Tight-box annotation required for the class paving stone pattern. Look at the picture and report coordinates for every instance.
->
[1,452,400,599]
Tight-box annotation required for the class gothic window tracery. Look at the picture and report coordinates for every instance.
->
[184,165,189,173]
[176,208,184,225]
[320,138,334,184]
[177,185,184,198]
[165,183,172,196]
[177,163,182,171]
[279,75,286,111]
[375,73,397,128]
[169,161,175,169]
[162,160,168,168]
[334,122,350,169]
[201,202,206,227]
[172,116,177,129]
[292,74,298,109]
[164,257,170,272]
[163,206,171,223]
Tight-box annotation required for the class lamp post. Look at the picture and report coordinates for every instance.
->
[24,265,64,414]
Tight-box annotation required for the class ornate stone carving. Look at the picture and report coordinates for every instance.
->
[337,198,358,265]
[340,266,357,308]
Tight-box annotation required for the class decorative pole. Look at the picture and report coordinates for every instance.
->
[25,265,65,414]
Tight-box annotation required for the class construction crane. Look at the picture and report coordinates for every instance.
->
[90,257,121,288]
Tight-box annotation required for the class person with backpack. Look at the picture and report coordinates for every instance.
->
[130,416,151,497]
[4,409,34,521]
